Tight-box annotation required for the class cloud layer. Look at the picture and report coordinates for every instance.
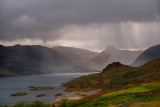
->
[0,0,160,51]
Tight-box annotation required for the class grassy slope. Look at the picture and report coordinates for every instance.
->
[63,58,160,90]
[65,82,160,107]
[61,58,160,107]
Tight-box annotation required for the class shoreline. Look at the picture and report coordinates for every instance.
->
[0,73,99,106]
[60,85,101,92]
[53,89,101,106]
[63,88,101,93]
[53,93,88,106]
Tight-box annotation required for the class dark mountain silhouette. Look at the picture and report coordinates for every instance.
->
[0,45,95,77]
[132,44,160,67]
[0,44,72,76]
[86,46,142,70]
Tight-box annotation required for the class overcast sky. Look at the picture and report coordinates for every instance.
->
[0,0,160,51]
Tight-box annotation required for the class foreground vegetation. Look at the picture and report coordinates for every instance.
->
[59,58,160,107]
[63,58,160,90]
[2,84,160,107]
[58,82,160,107]
[0,101,55,107]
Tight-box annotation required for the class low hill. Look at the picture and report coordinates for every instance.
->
[85,46,142,70]
[61,58,160,107]
[63,58,160,90]
[132,44,160,67]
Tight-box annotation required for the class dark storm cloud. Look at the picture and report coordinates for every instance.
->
[57,22,160,51]
[0,0,159,41]
[157,0,160,15]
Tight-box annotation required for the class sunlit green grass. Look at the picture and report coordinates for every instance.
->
[2,83,160,107]
[101,82,160,99]
[74,82,160,107]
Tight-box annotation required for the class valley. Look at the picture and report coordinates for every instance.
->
[1,0,160,106]
[1,44,160,107]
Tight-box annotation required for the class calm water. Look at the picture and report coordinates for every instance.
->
[0,73,95,105]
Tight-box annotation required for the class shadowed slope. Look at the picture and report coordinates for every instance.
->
[0,45,72,76]
[132,44,160,67]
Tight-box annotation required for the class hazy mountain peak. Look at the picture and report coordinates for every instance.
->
[88,47,142,70]
[52,46,99,65]
[102,46,119,54]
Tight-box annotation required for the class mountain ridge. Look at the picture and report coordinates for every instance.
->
[0,45,96,77]
[52,46,99,65]
[132,44,160,67]
[86,46,142,70]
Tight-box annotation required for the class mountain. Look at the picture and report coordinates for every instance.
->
[0,45,78,77]
[0,44,73,76]
[63,58,160,90]
[61,58,160,107]
[132,44,160,67]
[52,46,99,65]
[86,46,142,70]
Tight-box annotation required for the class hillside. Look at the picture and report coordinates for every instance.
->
[132,44,160,67]
[63,82,160,107]
[0,44,73,76]
[52,46,98,65]
[61,58,160,107]
[86,46,142,70]
[0,45,97,77]
[63,58,160,90]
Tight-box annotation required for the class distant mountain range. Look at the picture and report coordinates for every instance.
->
[0,45,96,77]
[2,44,160,77]
[52,46,98,66]
[85,46,142,70]
[132,44,160,67]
